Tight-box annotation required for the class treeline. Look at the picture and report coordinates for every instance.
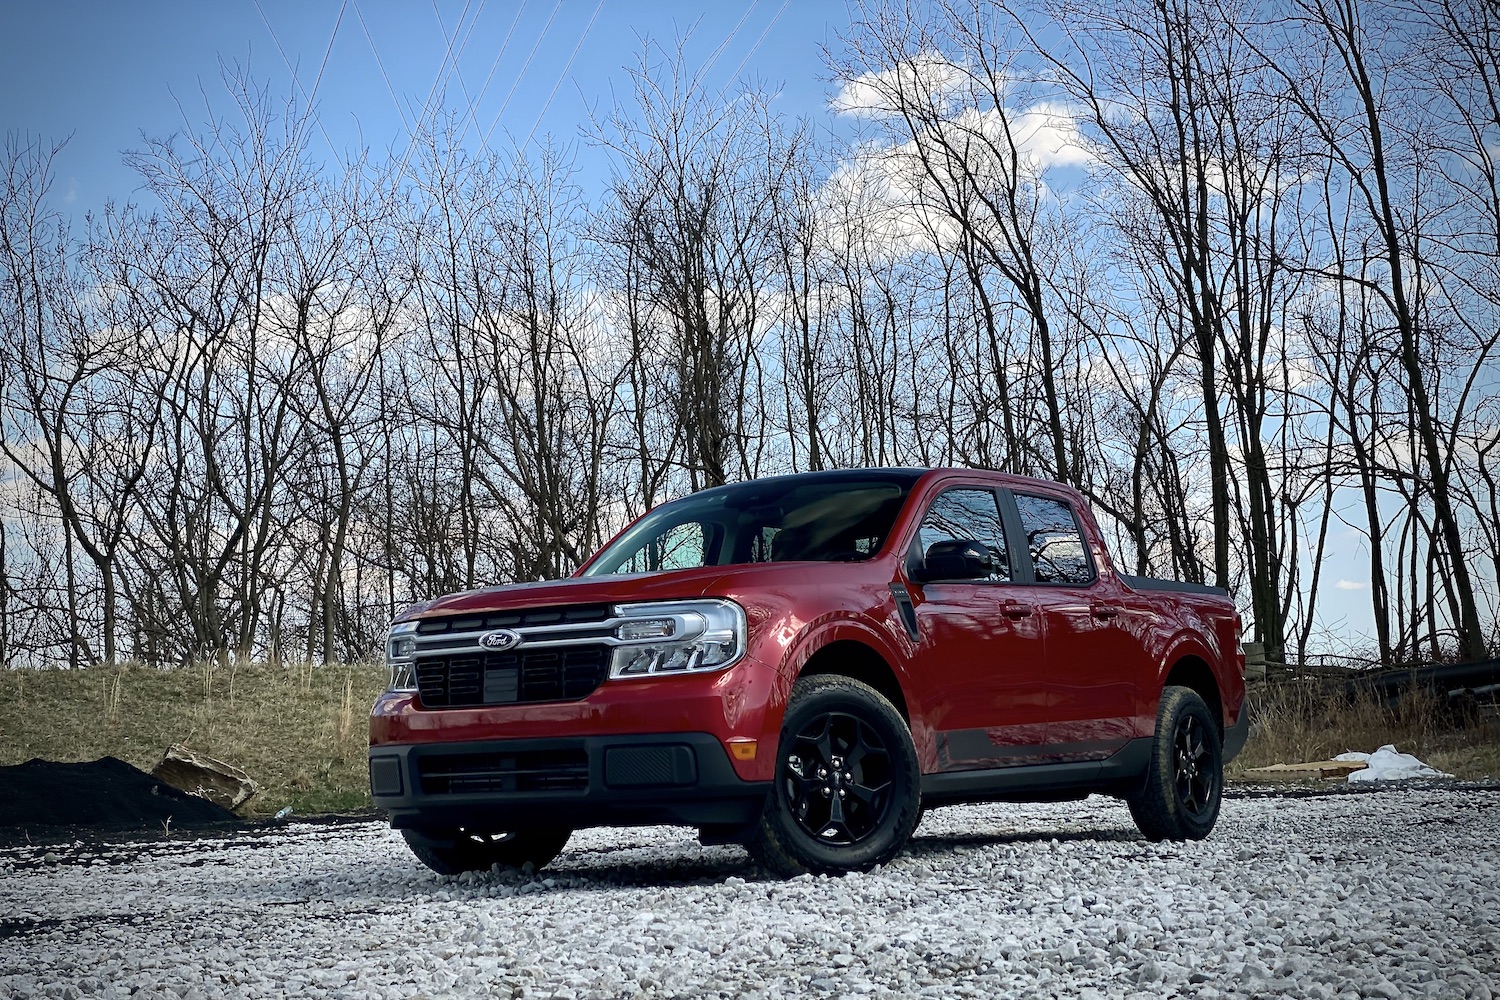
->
[1,0,1496,669]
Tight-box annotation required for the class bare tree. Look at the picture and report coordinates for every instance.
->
[833,2,1077,479]
[593,41,803,492]
[1248,0,1491,659]
[0,136,173,665]
[465,142,624,579]
[118,68,324,662]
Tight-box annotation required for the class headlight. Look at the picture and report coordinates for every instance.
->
[608,599,746,678]
[385,621,420,691]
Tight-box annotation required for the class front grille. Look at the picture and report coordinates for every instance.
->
[417,747,589,794]
[416,603,612,635]
[415,645,609,707]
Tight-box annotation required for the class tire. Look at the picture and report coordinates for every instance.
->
[1127,685,1223,842]
[401,827,572,875]
[748,675,921,876]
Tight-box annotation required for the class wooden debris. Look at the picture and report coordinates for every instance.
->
[1242,642,1267,682]
[1244,760,1368,780]
[151,744,259,810]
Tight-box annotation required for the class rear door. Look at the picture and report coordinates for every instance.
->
[1005,490,1152,760]
[903,484,1048,769]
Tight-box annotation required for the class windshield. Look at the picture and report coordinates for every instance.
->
[581,471,923,577]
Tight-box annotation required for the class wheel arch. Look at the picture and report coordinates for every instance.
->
[797,638,910,724]
[1162,654,1224,735]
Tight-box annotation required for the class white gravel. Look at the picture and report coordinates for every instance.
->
[2,788,1497,999]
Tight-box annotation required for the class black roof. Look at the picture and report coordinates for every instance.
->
[686,468,929,500]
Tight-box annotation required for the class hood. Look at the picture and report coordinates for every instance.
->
[396,558,895,623]
[397,566,737,622]
[697,558,891,599]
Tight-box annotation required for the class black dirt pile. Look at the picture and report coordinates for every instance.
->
[0,757,238,830]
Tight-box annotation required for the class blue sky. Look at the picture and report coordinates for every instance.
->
[0,1,1442,650]
[0,1,848,212]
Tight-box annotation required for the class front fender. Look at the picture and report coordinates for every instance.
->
[740,610,924,776]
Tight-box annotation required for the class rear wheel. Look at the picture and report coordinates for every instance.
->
[1127,685,1222,841]
[749,675,920,876]
[401,827,572,875]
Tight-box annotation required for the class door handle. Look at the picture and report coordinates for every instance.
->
[1003,601,1034,619]
[1091,603,1122,620]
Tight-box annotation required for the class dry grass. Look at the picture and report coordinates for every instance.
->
[0,662,388,817]
[1232,679,1500,781]
[6,664,1494,817]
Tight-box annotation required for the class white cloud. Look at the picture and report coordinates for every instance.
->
[814,99,1093,264]
[831,53,970,118]
[825,54,1094,266]
[831,55,1088,174]
[1336,579,1368,591]
[986,101,1092,171]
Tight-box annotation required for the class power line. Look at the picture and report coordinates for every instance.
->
[430,0,493,151]
[483,0,563,149]
[698,0,758,92]
[419,0,479,132]
[466,0,530,152]
[307,0,348,109]
[350,0,412,134]
[250,0,346,167]
[518,0,605,156]
[716,0,790,105]
[388,0,480,193]
[400,0,478,153]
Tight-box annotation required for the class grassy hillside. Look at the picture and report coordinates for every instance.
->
[2,664,1495,823]
[0,662,388,817]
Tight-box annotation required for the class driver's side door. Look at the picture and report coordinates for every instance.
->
[903,485,1048,770]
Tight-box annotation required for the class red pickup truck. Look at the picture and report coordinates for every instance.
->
[370,468,1247,876]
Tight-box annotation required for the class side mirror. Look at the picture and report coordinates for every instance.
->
[913,539,994,582]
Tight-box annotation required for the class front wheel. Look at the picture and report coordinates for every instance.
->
[401,827,572,875]
[1127,685,1223,841]
[748,675,921,876]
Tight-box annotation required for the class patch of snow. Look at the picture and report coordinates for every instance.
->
[1335,744,1455,782]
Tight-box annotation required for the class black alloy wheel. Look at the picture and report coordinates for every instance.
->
[783,710,895,845]
[1127,684,1223,842]
[749,675,921,876]
[1173,711,1216,819]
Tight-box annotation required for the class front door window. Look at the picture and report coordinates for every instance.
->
[917,488,1010,581]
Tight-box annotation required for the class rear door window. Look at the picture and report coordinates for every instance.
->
[1013,494,1094,584]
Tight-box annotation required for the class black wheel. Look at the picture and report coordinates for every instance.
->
[400,827,572,875]
[749,675,920,876]
[1128,685,1223,841]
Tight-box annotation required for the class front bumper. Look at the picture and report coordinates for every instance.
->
[369,732,770,833]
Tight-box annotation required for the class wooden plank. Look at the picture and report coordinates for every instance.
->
[1244,760,1368,780]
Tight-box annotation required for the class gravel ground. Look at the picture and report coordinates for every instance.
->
[2,787,1497,1000]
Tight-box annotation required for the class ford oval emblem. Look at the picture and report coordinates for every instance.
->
[479,628,522,651]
